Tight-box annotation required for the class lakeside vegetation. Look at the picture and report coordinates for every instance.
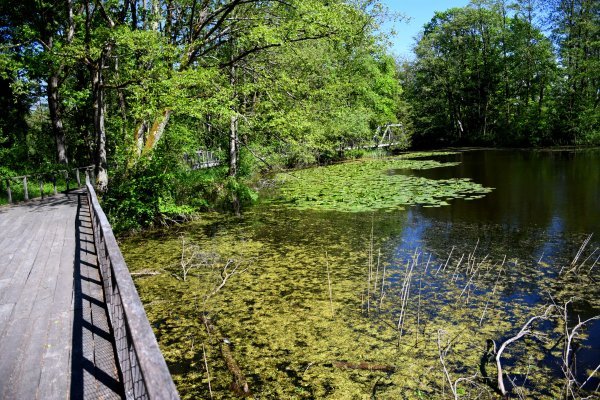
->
[1,0,598,230]
[1,1,599,397]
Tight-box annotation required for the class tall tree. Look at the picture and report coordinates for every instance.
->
[405,0,556,146]
[0,0,75,164]
[549,0,600,144]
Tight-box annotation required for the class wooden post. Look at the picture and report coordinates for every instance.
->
[39,178,44,199]
[23,176,29,201]
[52,175,57,195]
[6,179,11,204]
[76,169,81,187]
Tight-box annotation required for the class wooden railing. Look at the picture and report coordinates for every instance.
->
[85,175,179,400]
[2,166,94,203]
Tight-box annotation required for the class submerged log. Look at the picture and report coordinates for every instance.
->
[202,315,251,396]
[332,361,395,373]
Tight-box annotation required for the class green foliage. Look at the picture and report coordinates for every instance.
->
[103,159,171,233]
[4,0,598,228]
[403,0,598,147]
[548,0,600,144]
[224,175,259,207]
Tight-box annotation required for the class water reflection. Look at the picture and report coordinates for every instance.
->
[405,149,599,234]
[384,149,599,386]
[385,150,598,282]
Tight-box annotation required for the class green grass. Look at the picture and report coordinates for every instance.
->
[0,177,76,205]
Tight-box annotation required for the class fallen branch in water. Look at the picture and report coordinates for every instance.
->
[202,344,213,399]
[195,253,250,396]
[558,298,600,396]
[490,305,553,397]
[205,259,246,301]
[130,269,161,276]
[202,314,251,396]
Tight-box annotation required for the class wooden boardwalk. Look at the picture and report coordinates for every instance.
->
[0,192,124,399]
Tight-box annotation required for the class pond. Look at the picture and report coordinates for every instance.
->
[121,148,600,399]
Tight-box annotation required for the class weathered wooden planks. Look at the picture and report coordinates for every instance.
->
[0,193,124,399]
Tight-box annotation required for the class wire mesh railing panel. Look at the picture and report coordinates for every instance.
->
[86,177,179,400]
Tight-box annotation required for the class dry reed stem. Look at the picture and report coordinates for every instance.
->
[452,253,465,282]
[416,274,422,345]
[326,251,334,318]
[397,255,416,344]
[366,221,374,315]
[374,249,381,292]
[577,247,598,272]
[562,233,593,275]
[379,261,387,309]
[590,253,600,273]
[443,246,455,272]
[437,329,479,400]
[424,252,432,274]
[202,344,213,399]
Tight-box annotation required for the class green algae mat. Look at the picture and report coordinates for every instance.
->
[122,212,600,399]
[121,151,600,399]
[273,152,493,212]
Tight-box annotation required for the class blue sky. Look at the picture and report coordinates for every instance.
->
[379,1,471,59]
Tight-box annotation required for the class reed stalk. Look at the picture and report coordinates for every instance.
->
[326,252,334,318]
[202,344,213,399]
[452,253,465,282]
[374,249,381,292]
[379,261,387,309]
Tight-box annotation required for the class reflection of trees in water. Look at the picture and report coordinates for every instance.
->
[415,149,600,234]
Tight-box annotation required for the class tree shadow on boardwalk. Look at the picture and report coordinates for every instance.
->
[70,193,124,399]
[0,193,76,215]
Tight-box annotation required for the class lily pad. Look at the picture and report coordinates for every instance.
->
[273,154,493,212]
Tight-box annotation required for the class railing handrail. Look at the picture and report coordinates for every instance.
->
[1,165,95,180]
[85,175,179,399]
[2,165,95,203]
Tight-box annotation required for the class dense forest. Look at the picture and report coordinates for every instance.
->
[0,0,598,230]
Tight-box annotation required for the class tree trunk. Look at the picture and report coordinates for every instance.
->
[229,113,238,177]
[92,52,109,192]
[134,121,148,157]
[151,0,160,31]
[142,109,172,155]
[228,63,238,178]
[47,74,68,165]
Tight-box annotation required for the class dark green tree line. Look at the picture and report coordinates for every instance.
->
[404,0,598,147]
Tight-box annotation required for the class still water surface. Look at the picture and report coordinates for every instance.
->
[123,148,599,398]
